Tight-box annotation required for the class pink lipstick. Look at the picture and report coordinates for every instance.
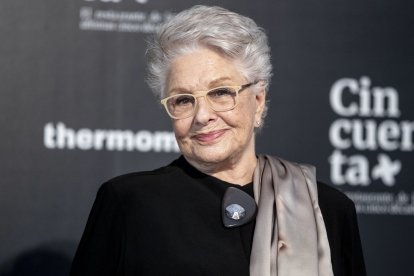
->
[192,129,228,143]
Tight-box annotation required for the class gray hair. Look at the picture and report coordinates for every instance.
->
[146,5,272,122]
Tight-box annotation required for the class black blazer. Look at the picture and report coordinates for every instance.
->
[71,156,366,275]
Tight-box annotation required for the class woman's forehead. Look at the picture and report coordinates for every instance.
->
[166,48,245,93]
[168,77,238,95]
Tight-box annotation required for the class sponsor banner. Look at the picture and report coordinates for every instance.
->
[43,122,179,152]
[0,0,413,275]
[79,6,174,33]
[328,77,414,215]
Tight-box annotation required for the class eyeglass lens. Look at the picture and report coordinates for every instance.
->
[166,87,238,118]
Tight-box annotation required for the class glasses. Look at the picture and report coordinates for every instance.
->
[160,82,256,119]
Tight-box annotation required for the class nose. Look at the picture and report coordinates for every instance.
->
[193,96,217,125]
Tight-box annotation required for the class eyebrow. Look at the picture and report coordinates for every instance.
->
[168,77,233,95]
[208,77,233,87]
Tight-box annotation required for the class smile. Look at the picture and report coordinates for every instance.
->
[191,129,228,144]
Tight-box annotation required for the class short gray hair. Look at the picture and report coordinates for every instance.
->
[146,5,272,121]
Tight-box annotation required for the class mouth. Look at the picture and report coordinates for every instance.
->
[191,129,228,144]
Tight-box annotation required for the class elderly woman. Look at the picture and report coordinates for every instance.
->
[71,5,366,276]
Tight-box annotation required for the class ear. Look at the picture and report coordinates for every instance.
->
[254,84,267,124]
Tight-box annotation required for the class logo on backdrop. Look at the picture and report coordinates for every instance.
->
[79,0,174,33]
[328,76,414,215]
[43,122,180,153]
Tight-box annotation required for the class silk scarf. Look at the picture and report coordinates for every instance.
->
[250,155,334,276]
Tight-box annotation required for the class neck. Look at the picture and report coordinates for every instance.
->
[184,152,258,185]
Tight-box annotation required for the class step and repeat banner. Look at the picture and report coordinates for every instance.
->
[1,0,413,275]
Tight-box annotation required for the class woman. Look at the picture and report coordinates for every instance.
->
[71,5,366,276]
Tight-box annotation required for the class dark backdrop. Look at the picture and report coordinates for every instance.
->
[1,0,413,275]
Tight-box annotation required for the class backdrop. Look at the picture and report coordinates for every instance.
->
[1,0,413,275]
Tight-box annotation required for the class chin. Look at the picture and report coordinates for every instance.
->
[189,147,232,165]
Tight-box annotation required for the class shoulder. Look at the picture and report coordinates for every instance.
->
[317,181,355,209]
[273,155,356,214]
[109,164,174,186]
[317,181,357,227]
[97,160,181,200]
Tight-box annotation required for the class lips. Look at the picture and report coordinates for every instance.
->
[192,129,228,143]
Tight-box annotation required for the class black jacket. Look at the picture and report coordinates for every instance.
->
[71,156,366,275]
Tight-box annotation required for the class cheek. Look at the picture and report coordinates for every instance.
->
[173,119,192,139]
[232,98,256,126]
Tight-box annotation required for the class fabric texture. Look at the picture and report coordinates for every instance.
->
[70,156,366,276]
[250,155,333,276]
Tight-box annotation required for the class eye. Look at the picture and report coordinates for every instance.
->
[172,95,195,106]
[208,87,236,98]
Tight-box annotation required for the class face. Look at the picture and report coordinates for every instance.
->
[165,48,266,168]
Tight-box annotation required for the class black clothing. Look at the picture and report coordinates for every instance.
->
[71,156,366,276]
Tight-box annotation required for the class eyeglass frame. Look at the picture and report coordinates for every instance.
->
[160,82,257,119]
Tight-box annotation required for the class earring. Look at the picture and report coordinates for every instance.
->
[256,120,261,127]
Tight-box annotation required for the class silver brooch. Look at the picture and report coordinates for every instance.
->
[225,204,246,220]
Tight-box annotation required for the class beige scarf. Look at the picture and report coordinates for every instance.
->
[250,155,334,276]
